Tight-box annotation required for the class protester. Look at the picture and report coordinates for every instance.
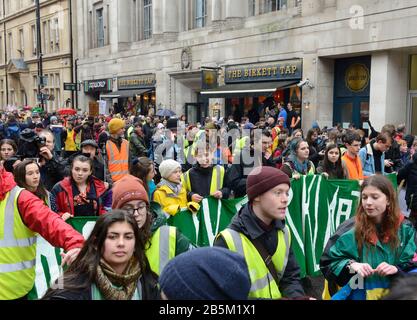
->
[50,155,111,221]
[129,122,148,159]
[0,163,84,300]
[112,174,193,276]
[42,210,160,300]
[37,130,66,191]
[316,144,348,179]
[13,159,49,205]
[320,175,417,300]
[130,157,157,199]
[397,152,417,227]
[183,141,230,204]
[106,118,129,182]
[282,138,315,179]
[359,133,392,177]
[306,129,324,168]
[61,120,78,159]
[215,166,306,299]
[159,247,251,300]
[341,130,365,180]
[153,159,198,215]
[0,139,17,164]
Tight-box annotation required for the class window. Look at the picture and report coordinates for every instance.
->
[42,21,48,53]
[54,19,60,52]
[143,0,152,40]
[410,55,417,91]
[31,25,37,56]
[49,20,54,52]
[248,0,256,16]
[96,8,105,47]
[7,32,12,60]
[262,0,286,13]
[195,0,207,28]
[19,29,24,58]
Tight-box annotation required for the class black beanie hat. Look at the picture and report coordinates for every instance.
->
[247,166,290,202]
[159,247,251,300]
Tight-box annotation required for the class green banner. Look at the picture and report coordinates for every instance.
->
[30,174,397,298]
[30,217,98,300]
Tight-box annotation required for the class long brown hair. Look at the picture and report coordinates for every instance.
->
[42,210,155,297]
[355,175,401,254]
[130,157,153,195]
[13,159,48,203]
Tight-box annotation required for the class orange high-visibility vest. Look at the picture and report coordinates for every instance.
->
[106,139,129,182]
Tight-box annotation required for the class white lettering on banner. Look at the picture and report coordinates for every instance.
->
[286,187,305,255]
[336,199,353,227]
[82,222,96,239]
[34,237,62,299]
[325,187,340,248]
[202,199,215,246]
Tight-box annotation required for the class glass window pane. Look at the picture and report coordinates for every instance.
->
[411,96,417,136]
[410,55,417,91]
[360,101,369,128]
[340,103,353,128]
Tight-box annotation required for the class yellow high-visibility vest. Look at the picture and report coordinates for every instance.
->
[218,227,291,299]
[145,226,176,276]
[183,165,225,195]
[0,187,37,300]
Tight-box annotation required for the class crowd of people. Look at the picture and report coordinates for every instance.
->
[1,104,417,301]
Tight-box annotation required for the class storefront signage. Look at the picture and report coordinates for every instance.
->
[84,79,112,93]
[117,74,156,90]
[201,70,218,90]
[345,63,370,92]
[225,59,302,84]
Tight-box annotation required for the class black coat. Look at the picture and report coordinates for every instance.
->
[398,157,417,204]
[214,204,305,299]
[40,154,66,191]
[43,271,160,300]
[226,148,275,198]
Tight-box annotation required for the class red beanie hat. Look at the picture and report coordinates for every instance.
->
[112,174,149,209]
[246,166,290,202]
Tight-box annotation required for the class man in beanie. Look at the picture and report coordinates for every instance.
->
[215,166,306,299]
[112,174,194,275]
[153,159,199,216]
[105,118,129,182]
[159,247,251,300]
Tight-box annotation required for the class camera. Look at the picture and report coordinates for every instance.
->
[17,129,47,159]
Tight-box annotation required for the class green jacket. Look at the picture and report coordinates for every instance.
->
[320,216,417,298]
[149,202,194,255]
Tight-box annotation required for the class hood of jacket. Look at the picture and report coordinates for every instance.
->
[149,201,168,233]
[0,167,17,201]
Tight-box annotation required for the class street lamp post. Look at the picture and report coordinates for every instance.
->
[35,0,45,111]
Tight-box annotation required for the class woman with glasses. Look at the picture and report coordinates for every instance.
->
[112,174,194,276]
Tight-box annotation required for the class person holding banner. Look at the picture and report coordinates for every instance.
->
[112,174,194,276]
[320,174,417,300]
[0,163,84,300]
[42,210,160,300]
[215,166,306,299]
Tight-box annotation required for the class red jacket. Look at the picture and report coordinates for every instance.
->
[0,167,84,251]
[50,176,107,217]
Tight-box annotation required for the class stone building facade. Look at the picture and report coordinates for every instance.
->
[0,0,73,112]
[75,0,417,135]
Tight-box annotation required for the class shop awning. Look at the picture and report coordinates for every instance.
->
[200,80,299,95]
[100,88,153,99]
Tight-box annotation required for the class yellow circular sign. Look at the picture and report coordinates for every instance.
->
[345,64,369,92]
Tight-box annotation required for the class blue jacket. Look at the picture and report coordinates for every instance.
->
[359,143,385,177]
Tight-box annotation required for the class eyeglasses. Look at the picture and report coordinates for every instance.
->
[123,204,147,216]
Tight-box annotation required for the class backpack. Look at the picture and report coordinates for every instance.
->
[5,123,21,143]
